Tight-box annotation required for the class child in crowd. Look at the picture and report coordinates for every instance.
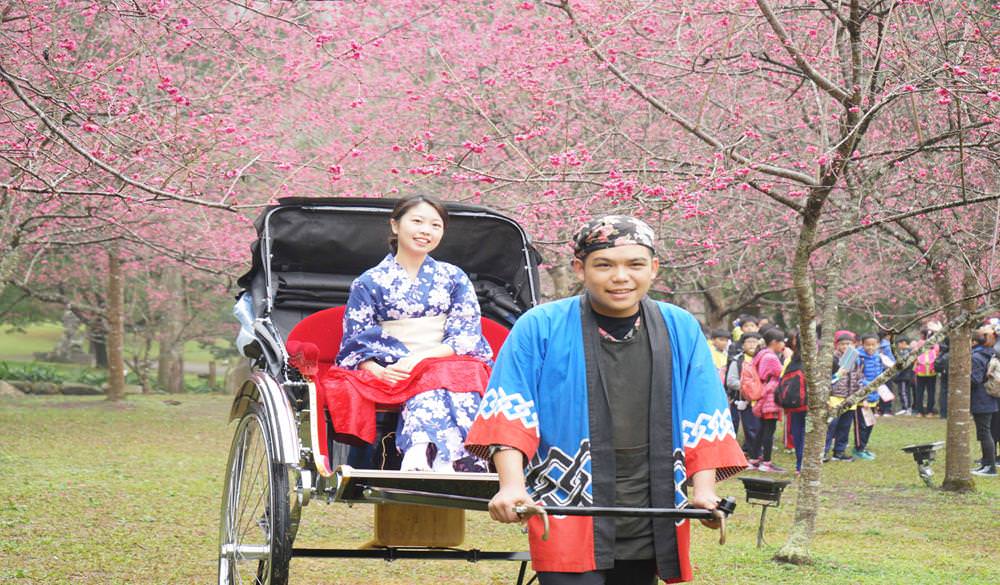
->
[709,328,731,379]
[891,337,915,415]
[855,333,888,460]
[935,340,950,418]
[749,328,786,472]
[825,332,863,462]
[726,332,763,457]
[781,331,808,473]
[913,328,940,416]
[729,315,759,359]
[876,330,896,415]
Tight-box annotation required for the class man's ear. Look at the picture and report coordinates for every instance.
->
[651,255,660,274]
[572,257,585,282]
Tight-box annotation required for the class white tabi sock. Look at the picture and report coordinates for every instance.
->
[400,441,433,472]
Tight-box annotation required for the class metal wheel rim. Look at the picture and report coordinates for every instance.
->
[220,413,275,584]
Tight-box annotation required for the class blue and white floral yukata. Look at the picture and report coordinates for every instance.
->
[336,254,493,470]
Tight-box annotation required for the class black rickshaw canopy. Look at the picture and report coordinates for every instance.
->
[237,197,543,340]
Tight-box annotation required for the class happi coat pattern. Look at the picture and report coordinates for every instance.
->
[466,296,746,582]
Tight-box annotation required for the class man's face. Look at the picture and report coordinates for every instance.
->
[573,245,658,318]
[711,336,729,352]
[742,337,759,356]
[862,338,879,355]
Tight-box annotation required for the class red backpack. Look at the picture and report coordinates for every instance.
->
[777,366,807,409]
[740,359,765,401]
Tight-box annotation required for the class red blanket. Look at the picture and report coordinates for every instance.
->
[322,356,490,445]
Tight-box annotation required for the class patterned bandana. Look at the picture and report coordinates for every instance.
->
[572,215,657,259]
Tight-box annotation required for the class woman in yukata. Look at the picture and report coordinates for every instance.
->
[334,195,493,472]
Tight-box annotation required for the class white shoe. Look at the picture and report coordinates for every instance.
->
[400,442,434,472]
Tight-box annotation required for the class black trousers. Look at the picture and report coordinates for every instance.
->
[537,559,657,585]
[914,376,937,414]
[974,412,998,470]
[752,418,778,462]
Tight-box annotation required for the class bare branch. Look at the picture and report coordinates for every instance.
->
[811,192,1000,251]
[755,0,852,104]
[556,0,819,196]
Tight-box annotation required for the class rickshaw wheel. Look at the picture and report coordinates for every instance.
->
[218,401,291,585]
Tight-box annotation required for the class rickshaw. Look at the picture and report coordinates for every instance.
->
[219,197,543,585]
[219,197,734,585]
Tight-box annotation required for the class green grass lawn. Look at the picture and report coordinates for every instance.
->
[0,394,997,584]
[0,322,64,357]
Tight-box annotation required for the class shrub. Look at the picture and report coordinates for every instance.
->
[0,361,63,383]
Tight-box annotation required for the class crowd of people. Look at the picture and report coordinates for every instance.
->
[709,315,1000,477]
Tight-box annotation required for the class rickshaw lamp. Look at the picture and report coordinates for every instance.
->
[901,441,944,487]
[738,477,791,548]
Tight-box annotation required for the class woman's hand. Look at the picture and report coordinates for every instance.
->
[359,360,408,384]
[391,355,423,373]
[382,355,421,383]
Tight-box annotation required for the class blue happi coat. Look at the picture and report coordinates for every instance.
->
[466,296,745,581]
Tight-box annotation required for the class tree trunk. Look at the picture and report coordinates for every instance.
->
[941,270,976,492]
[774,234,843,565]
[547,264,576,299]
[105,245,127,402]
[156,269,185,394]
[699,281,729,329]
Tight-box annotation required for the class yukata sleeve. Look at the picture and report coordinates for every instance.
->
[335,280,405,368]
[465,312,542,460]
[442,268,493,361]
[678,314,747,483]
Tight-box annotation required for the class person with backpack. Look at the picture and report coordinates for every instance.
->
[980,321,1000,457]
[748,328,786,472]
[726,332,763,458]
[971,330,998,477]
[912,328,940,417]
[776,331,808,473]
[824,331,864,462]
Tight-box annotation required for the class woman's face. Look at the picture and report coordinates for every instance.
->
[391,202,445,256]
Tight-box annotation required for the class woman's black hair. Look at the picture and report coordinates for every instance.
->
[388,195,449,253]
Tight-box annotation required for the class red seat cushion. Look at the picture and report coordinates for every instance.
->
[285,306,509,473]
